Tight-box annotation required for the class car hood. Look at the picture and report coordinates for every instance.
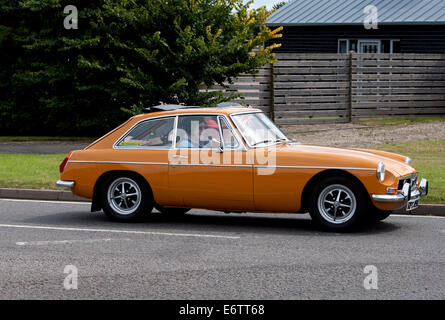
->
[271,143,416,177]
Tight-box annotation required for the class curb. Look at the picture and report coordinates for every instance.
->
[394,204,445,217]
[0,188,90,202]
[1,188,445,216]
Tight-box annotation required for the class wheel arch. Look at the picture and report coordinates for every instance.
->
[300,169,371,213]
[91,170,152,212]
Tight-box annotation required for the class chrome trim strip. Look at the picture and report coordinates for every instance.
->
[229,110,263,117]
[372,194,405,203]
[372,187,425,203]
[172,164,252,167]
[255,165,376,171]
[113,115,176,149]
[69,160,168,165]
[69,160,376,171]
[173,114,246,151]
[172,115,178,149]
[113,113,247,151]
[217,115,245,151]
[56,180,75,188]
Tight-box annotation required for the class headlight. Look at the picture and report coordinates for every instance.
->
[377,161,385,182]
[405,157,412,165]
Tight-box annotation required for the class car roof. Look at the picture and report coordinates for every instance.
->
[132,106,262,121]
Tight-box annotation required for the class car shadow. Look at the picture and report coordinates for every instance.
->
[21,209,400,236]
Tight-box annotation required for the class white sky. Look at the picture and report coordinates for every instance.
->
[249,0,288,10]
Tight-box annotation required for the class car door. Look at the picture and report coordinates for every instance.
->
[113,116,175,206]
[168,114,254,211]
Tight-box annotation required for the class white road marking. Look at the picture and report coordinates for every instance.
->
[16,238,131,246]
[0,198,90,205]
[0,223,240,239]
[391,214,445,219]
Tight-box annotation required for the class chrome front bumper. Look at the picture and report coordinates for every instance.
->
[56,180,75,188]
[372,178,428,206]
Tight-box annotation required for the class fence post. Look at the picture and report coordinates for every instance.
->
[348,51,353,122]
[270,63,275,122]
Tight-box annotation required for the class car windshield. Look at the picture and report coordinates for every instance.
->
[231,112,291,147]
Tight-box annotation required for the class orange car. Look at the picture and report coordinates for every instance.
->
[57,104,428,231]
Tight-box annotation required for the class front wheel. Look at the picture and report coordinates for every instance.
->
[309,176,368,231]
[100,173,153,221]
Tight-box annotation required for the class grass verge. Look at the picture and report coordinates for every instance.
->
[0,154,65,190]
[358,116,445,126]
[368,140,445,204]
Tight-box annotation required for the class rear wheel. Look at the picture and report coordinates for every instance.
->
[309,176,368,231]
[100,173,153,221]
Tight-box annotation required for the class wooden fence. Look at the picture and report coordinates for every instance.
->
[202,53,445,125]
[352,53,445,118]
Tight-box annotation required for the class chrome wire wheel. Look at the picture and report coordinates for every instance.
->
[317,184,357,224]
[107,177,142,216]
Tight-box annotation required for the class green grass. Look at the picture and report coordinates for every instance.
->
[0,136,95,142]
[358,116,445,126]
[0,140,444,204]
[0,154,66,190]
[367,140,445,204]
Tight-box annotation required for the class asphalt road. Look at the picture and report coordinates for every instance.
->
[0,198,444,300]
[0,141,91,154]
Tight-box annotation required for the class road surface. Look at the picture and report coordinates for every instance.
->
[0,198,444,299]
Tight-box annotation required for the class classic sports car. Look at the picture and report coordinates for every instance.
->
[57,104,428,231]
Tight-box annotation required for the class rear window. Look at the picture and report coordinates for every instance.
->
[116,117,175,148]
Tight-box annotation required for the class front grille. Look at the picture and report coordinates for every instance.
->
[397,174,417,191]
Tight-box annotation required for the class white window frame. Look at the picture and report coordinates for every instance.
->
[358,39,381,53]
[390,39,400,53]
[339,39,400,54]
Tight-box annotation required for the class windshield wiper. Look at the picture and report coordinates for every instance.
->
[252,138,288,146]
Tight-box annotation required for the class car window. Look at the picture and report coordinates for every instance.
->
[218,116,240,149]
[117,117,175,148]
[176,115,221,149]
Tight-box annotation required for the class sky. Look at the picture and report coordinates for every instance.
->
[249,0,288,10]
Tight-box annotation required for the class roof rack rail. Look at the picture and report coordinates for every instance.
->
[216,102,244,108]
[143,104,192,113]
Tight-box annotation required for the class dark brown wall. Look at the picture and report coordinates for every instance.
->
[268,25,445,53]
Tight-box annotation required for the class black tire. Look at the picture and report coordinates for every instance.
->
[155,204,190,216]
[309,176,369,231]
[368,209,392,223]
[100,172,153,221]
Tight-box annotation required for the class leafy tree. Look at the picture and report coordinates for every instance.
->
[0,0,282,135]
[272,1,288,11]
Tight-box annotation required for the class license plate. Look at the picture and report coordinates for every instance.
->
[406,199,419,211]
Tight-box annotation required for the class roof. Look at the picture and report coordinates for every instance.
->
[267,0,445,26]
[135,106,261,120]
[143,102,245,113]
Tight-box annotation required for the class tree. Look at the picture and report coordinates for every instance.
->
[272,1,288,11]
[0,0,282,135]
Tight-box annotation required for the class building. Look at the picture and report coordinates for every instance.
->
[266,0,445,53]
